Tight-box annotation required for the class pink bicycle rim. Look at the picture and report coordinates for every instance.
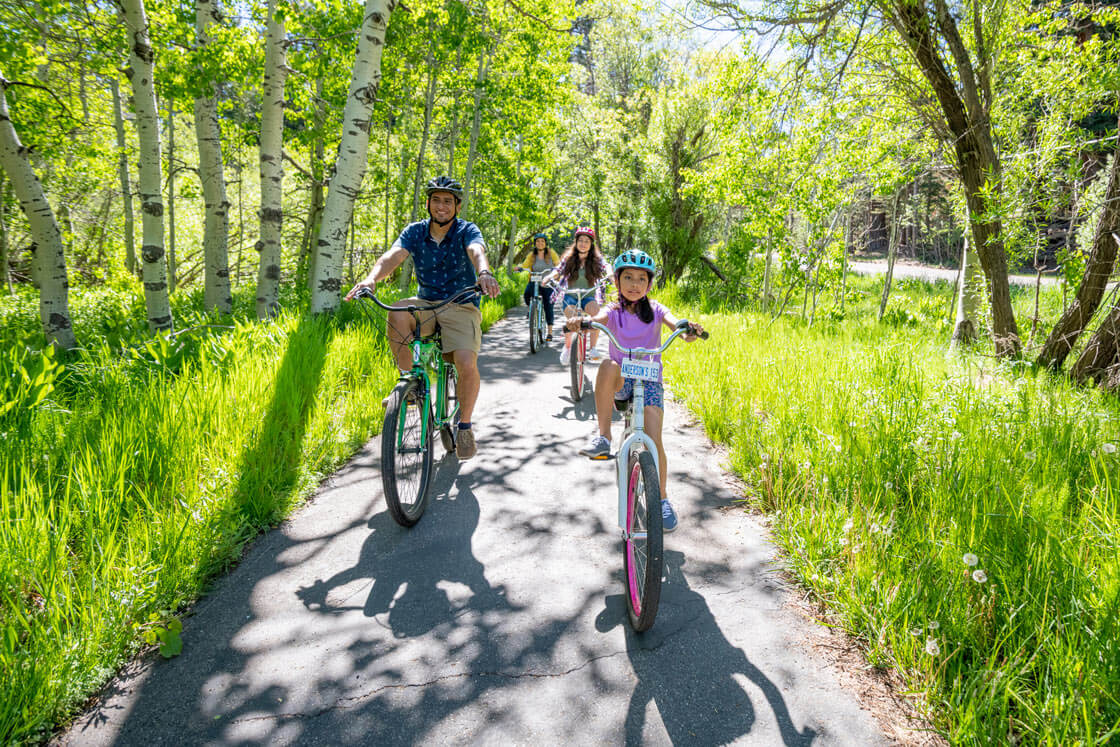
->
[626,460,642,615]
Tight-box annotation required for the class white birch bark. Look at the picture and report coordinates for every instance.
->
[109,75,137,276]
[194,0,232,313]
[118,0,173,331]
[0,172,12,295]
[0,80,76,348]
[950,233,985,350]
[255,0,287,319]
[310,0,395,314]
[166,97,176,292]
[460,47,493,218]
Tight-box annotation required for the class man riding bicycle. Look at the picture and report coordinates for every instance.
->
[345,175,501,460]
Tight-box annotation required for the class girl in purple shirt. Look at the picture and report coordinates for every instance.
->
[567,250,704,532]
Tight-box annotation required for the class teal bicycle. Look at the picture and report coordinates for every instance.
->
[356,285,480,527]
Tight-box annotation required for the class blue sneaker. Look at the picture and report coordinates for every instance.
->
[661,500,678,533]
[579,434,611,460]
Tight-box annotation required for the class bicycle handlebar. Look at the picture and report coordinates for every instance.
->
[582,318,709,356]
[355,284,481,312]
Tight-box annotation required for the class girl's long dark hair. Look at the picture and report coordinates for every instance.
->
[556,239,605,286]
[616,270,655,323]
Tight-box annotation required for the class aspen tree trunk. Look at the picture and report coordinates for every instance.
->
[310,0,395,313]
[0,81,76,348]
[118,0,173,331]
[398,50,438,292]
[194,0,232,313]
[0,173,11,294]
[878,190,903,320]
[762,230,773,312]
[949,234,984,349]
[110,76,137,276]
[166,97,176,292]
[256,0,287,319]
[1037,149,1120,371]
[460,46,493,218]
[445,47,463,175]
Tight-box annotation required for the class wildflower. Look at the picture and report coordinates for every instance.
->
[951,430,962,441]
[928,621,939,631]
[842,519,853,534]
[810,573,819,581]
[839,536,849,546]
[972,569,988,584]
[925,638,941,656]
[963,553,979,567]
[1103,443,1117,454]
[871,522,882,534]
[909,628,921,637]
[884,481,893,490]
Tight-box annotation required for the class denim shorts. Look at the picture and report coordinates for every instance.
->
[561,293,596,311]
[616,377,664,410]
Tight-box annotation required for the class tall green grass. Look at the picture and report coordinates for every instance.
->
[662,277,1120,744]
[0,276,520,743]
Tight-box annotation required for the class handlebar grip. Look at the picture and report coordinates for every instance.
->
[698,330,710,340]
[580,320,592,330]
[355,287,375,300]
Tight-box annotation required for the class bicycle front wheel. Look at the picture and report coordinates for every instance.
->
[439,365,458,455]
[381,378,434,527]
[570,334,586,401]
[624,450,663,631]
[529,300,541,354]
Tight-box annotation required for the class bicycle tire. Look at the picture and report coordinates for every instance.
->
[529,300,541,354]
[571,334,586,401]
[624,450,663,631]
[381,378,434,527]
[439,365,458,454]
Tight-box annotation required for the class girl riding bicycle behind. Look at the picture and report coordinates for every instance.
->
[544,226,611,365]
[516,232,560,340]
[570,249,704,533]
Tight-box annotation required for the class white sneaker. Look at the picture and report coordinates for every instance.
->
[559,346,571,365]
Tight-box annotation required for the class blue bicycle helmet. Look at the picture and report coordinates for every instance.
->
[533,232,547,240]
[613,249,657,276]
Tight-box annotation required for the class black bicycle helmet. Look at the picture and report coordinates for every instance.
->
[425,175,464,201]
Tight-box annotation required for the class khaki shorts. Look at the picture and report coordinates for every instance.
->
[392,298,482,355]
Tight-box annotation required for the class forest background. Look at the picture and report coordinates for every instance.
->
[2,0,1120,742]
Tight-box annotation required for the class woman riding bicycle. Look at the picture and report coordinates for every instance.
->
[515,232,560,341]
[569,249,704,532]
[544,226,611,365]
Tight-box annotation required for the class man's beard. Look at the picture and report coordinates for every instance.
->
[428,204,456,227]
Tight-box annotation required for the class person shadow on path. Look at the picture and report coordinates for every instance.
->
[596,550,817,747]
[297,457,515,639]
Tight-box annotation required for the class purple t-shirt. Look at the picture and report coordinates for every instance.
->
[606,300,668,380]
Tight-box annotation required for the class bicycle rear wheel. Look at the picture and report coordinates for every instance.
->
[381,378,434,527]
[529,300,542,354]
[624,450,663,631]
[439,365,458,455]
[570,334,586,401]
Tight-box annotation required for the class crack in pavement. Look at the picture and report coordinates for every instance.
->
[227,610,706,727]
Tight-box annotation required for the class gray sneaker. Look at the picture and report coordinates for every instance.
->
[456,428,477,460]
[579,434,611,460]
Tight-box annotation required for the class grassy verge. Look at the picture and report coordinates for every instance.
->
[0,278,520,743]
[661,277,1120,744]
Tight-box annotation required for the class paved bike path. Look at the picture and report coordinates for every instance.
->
[60,307,892,746]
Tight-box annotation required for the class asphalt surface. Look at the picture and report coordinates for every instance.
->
[59,307,889,746]
[848,259,1059,287]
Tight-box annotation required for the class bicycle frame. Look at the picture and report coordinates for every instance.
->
[586,321,697,534]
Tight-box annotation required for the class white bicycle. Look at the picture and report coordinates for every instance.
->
[582,318,708,631]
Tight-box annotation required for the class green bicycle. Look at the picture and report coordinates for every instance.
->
[356,285,480,527]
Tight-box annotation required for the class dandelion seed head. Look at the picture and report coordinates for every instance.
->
[1103,442,1117,454]
[1025,451,1036,460]
[972,569,988,583]
[928,620,939,631]
[925,638,941,656]
[842,519,853,533]
[838,536,848,546]
[963,553,979,567]
[909,628,921,637]
[884,481,893,490]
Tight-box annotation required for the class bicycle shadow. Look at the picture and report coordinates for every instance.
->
[296,456,515,638]
[596,549,817,747]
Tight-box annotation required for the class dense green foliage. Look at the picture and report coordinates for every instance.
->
[664,276,1120,743]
